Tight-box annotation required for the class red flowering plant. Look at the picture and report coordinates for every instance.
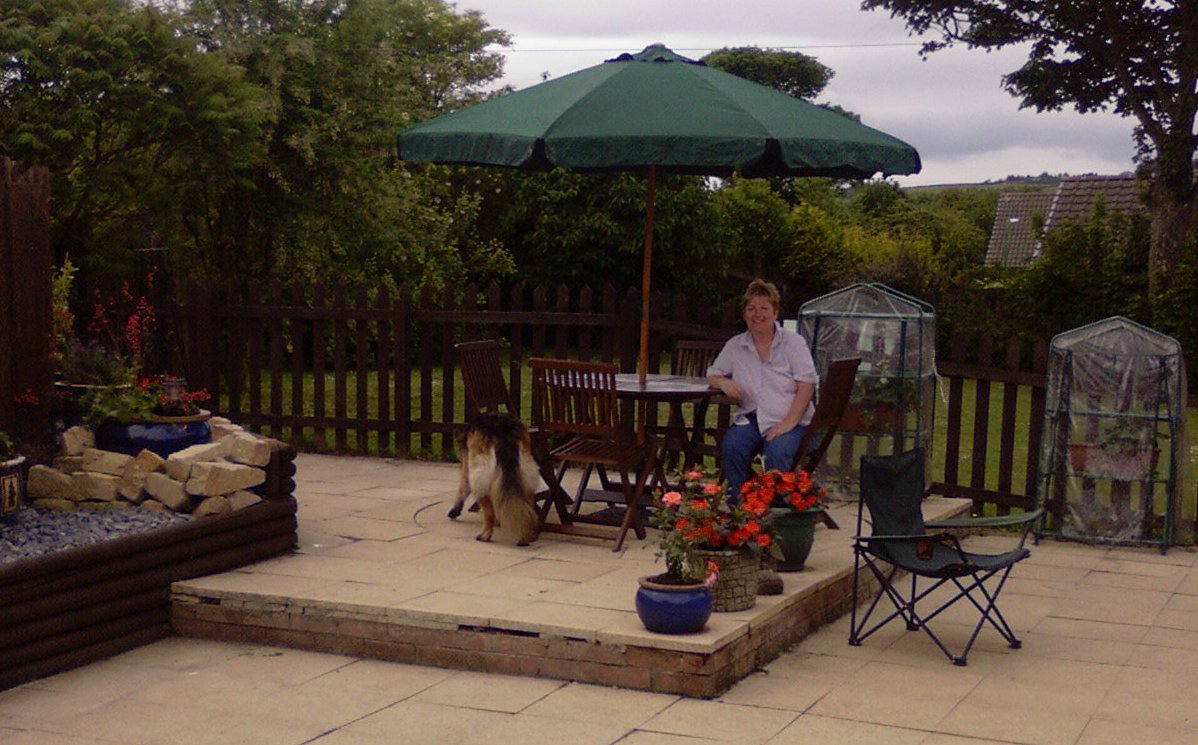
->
[650,465,776,585]
[54,264,157,387]
[740,469,826,514]
[737,469,824,517]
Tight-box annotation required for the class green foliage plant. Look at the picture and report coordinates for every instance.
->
[56,340,135,387]
[0,431,15,461]
[701,46,833,100]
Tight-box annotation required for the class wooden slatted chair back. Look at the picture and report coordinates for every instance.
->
[529,358,621,440]
[456,340,515,417]
[671,340,723,378]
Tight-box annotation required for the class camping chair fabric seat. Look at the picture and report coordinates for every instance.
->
[849,448,1042,666]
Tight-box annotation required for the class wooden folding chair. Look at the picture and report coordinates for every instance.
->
[789,357,861,530]
[529,358,656,552]
[456,340,517,417]
[455,340,564,518]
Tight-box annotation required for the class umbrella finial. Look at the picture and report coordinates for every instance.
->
[613,44,698,64]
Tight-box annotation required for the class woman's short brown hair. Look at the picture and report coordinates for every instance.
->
[743,279,781,313]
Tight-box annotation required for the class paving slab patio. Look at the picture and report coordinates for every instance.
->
[2,453,1196,744]
[167,454,974,696]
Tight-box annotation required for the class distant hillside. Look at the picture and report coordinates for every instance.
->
[905,174,1062,193]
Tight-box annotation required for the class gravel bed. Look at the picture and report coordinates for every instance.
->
[0,506,190,565]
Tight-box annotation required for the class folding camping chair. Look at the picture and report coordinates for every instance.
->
[849,448,1043,666]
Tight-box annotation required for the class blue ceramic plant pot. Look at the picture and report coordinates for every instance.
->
[635,575,712,634]
[95,412,212,458]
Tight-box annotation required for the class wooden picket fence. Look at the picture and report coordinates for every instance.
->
[0,159,52,446]
[157,280,1072,519]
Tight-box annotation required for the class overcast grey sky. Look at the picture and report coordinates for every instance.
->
[461,0,1138,186]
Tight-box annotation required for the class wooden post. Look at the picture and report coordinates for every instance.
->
[0,159,52,446]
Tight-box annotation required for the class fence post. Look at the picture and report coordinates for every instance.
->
[0,159,52,447]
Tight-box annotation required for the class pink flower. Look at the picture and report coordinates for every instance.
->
[702,482,721,495]
[661,491,682,507]
[685,470,703,481]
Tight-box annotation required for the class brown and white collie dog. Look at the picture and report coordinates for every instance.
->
[449,412,540,546]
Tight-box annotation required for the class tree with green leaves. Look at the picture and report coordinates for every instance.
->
[184,0,510,286]
[861,0,1198,298]
[701,47,833,100]
[0,0,265,280]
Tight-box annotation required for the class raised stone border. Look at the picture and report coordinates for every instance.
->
[0,443,299,691]
[28,419,278,516]
[171,555,878,698]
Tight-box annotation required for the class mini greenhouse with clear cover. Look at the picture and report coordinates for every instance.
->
[797,283,936,493]
[1037,316,1188,553]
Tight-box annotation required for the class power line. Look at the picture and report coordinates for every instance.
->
[489,42,923,53]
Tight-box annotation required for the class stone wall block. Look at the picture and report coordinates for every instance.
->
[229,432,272,467]
[145,472,192,511]
[62,426,94,455]
[228,490,264,511]
[53,455,85,473]
[194,496,233,517]
[165,440,233,481]
[209,419,245,441]
[33,498,77,511]
[28,464,76,500]
[126,449,165,475]
[82,448,133,476]
[117,449,165,502]
[73,472,120,502]
[186,461,266,497]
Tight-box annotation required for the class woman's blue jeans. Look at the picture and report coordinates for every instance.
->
[720,413,806,501]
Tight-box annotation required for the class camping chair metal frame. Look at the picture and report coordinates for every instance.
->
[529,357,656,552]
[849,448,1043,666]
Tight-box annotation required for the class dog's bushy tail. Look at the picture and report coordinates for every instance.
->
[495,488,539,546]
[494,435,539,545]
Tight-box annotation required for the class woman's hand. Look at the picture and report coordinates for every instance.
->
[764,421,795,442]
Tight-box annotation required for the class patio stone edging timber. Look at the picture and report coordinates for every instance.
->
[170,497,971,698]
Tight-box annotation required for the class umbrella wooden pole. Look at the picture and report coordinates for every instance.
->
[639,165,656,387]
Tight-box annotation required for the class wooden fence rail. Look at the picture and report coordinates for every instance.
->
[174,280,736,460]
[163,280,1066,518]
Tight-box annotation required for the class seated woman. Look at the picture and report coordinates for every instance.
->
[706,279,818,500]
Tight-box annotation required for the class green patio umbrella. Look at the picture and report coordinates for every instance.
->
[398,44,921,380]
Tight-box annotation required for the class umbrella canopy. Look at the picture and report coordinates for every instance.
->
[398,44,921,377]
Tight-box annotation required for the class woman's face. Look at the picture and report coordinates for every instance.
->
[743,295,778,336]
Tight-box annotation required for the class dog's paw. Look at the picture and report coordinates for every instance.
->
[475,533,492,542]
[447,505,462,519]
